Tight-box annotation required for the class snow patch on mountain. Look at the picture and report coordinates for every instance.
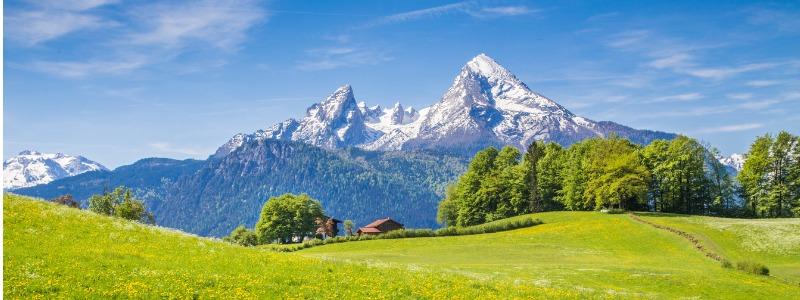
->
[3,151,108,190]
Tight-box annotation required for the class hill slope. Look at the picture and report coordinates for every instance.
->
[3,194,572,299]
[16,141,467,236]
[302,212,800,299]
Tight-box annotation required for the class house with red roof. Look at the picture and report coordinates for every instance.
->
[356,218,404,235]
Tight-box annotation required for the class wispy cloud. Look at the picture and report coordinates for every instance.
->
[696,123,764,133]
[297,47,392,71]
[14,0,266,78]
[361,2,535,28]
[607,30,651,48]
[5,0,117,45]
[747,8,800,33]
[28,56,149,78]
[477,6,535,16]
[126,1,265,51]
[148,142,208,156]
[727,93,753,100]
[646,92,704,103]
[681,62,778,80]
[746,80,781,87]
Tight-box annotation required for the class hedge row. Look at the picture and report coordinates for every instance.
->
[265,216,543,252]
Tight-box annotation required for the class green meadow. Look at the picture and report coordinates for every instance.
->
[303,211,800,299]
[4,193,800,299]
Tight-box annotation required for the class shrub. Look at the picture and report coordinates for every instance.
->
[736,261,769,276]
[602,208,626,214]
[51,194,79,208]
[720,259,733,269]
[224,225,258,247]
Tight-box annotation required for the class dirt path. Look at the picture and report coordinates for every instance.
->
[628,213,723,262]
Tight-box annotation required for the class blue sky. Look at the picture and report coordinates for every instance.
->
[4,0,799,168]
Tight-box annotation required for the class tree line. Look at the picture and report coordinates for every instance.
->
[437,131,799,227]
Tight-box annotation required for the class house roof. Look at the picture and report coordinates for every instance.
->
[357,227,381,233]
[362,218,403,228]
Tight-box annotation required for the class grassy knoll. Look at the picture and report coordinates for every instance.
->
[2,194,576,299]
[303,211,800,299]
[636,212,800,284]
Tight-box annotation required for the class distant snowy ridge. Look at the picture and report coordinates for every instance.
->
[215,53,675,158]
[718,153,745,173]
[3,150,108,190]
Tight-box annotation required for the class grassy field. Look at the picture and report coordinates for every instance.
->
[637,212,800,283]
[2,194,575,299]
[303,211,800,299]
[5,194,800,299]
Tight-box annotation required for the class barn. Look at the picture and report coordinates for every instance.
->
[356,218,404,235]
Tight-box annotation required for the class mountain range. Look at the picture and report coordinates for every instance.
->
[15,54,682,236]
[3,151,107,190]
[215,54,675,158]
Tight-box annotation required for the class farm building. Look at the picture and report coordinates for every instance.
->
[357,218,404,235]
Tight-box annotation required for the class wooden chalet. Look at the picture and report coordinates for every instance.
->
[357,218,404,235]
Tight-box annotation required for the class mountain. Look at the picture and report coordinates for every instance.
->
[217,54,675,157]
[15,54,678,237]
[17,140,466,236]
[718,153,745,175]
[3,151,108,190]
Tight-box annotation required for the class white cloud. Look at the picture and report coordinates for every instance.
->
[681,62,778,80]
[726,93,753,100]
[28,57,149,78]
[607,30,651,48]
[366,2,469,27]
[646,92,704,103]
[746,80,781,87]
[478,6,535,16]
[17,0,266,78]
[696,123,764,133]
[362,2,534,28]
[127,0,265,51]
[5,1,117,45]
[148,142,207,156]
[648,53,692,69]
[298,47,392,71]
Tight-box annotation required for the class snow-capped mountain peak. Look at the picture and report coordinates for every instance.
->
[719,153,745,173]
[3,150,108,190]
[215,53,674,157]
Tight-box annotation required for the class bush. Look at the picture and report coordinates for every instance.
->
[720,259,733,269]
[51,194,79,208]
[736,261,769,276]
[602,208,626,214]
[224,225,258,247]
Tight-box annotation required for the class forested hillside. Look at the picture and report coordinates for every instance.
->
[18,140,466,236]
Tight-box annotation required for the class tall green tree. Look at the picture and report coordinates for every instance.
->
[524,141,545,212]
[536,142,565,211]
[255,193,324,244]
[582,137,650,210]
[740,131,800,217]
[739,135,774,217]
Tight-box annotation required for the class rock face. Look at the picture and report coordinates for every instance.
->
[3,150,107,190]
[216,53,674,157]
